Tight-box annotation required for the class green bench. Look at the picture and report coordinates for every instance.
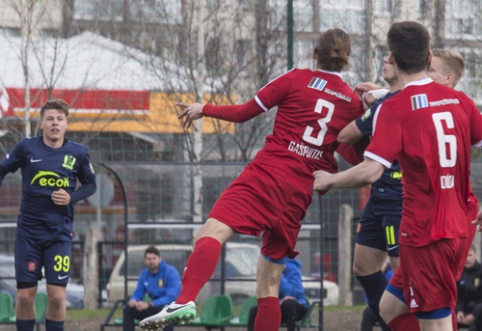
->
[0,292,48,331]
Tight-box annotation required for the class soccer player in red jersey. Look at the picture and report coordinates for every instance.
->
[139,28,365,331]
[313,22,482,331]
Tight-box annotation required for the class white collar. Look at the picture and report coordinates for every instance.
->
[404,77,433,89]
[316,69,342,78]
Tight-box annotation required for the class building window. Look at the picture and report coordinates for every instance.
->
[42,29,60,38]
[129,0,182,24]
[0,27,21,37]
[419,0,429,17]
[320,9,365,34]
[445,0,481,38]
[235,40,250,73]
[205,37,221,75]
[294,39,313,69]
[73,0,124,21]
[373,0,393,15]
[293,0,313,32]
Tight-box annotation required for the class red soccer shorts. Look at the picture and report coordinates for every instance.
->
[209,162,313,260]
[389,238,467,314]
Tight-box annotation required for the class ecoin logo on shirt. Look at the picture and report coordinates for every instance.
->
[31,171,69,187]
[62,155,76,170]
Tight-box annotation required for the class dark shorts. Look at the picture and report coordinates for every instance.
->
[356,196,402,257]
[15,234,72,285]
[209,162,313,260]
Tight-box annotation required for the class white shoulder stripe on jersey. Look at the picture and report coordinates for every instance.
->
[258,69,295,91]
[363,151,392,169]
[371,103,383,135]
[255,95,269,112]
[474,140,482,148]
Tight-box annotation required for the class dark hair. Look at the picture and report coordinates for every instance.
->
[387,21,430,74]
[315,28,351,72]
[40,98,69,118]
[144,246,160,257]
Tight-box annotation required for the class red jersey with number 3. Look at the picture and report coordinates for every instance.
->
[252,68,364,183]
[365,78,482,246]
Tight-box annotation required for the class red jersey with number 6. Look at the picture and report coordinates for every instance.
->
[252,68,364,183]
[365,78,482,246]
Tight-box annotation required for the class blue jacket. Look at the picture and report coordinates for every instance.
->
[279,259,306,306]
[130,259,181,307]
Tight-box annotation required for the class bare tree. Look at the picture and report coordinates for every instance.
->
[84,0,287,162]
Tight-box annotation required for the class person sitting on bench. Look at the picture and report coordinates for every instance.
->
[123,246,180,331]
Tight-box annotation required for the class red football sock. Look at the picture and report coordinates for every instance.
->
[388,313,421,331]
[175,237,221,304]
[254,297,281,331]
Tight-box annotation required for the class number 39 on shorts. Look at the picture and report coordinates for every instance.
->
[53,255,70,272]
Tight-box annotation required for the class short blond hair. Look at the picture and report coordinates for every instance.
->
[431,49,465,87]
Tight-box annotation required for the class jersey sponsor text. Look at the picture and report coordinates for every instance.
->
[324,88,351,102]
[440,174,454,189]
[288,141,323,160]
[31,171,70,188]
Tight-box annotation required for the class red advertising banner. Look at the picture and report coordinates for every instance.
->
[0,87,150,119]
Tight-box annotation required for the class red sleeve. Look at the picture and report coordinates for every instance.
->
[336,137,370,166]
[202,99,264,123]
[365,104,401,168]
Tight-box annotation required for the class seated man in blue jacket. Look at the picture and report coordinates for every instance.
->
[248,258,308,331]
[123,246,181,331]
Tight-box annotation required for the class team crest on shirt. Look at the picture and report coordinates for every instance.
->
[411,94,428,110]
[158,279,164,287]
[62,155,76,170]
[28,262,36,271]
[308,77,327,91]
[361,108,372,121]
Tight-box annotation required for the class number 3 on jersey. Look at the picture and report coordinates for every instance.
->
[432,112,456,167]
[53,255,70,273]
[303,99,335,146]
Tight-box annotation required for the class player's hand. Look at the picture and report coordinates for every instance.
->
[363,93,377,107]
[135,301,150,311]
[472,207,482,232]
[128,299,137,307]
[176,102,205,129]
[464,314,475,325]
[354,82,383,95]
[313,170,333,191]
[51,188,71,206]
[456,311,464,323]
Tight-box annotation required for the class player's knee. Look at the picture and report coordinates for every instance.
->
[193,218,233,244]
[353,263,368,276]
[16,292,35,308]
[256,279,280,298]
[48,293,66,311]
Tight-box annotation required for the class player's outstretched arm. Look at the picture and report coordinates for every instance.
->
[313,158,384,191]
[177,99,264,128]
